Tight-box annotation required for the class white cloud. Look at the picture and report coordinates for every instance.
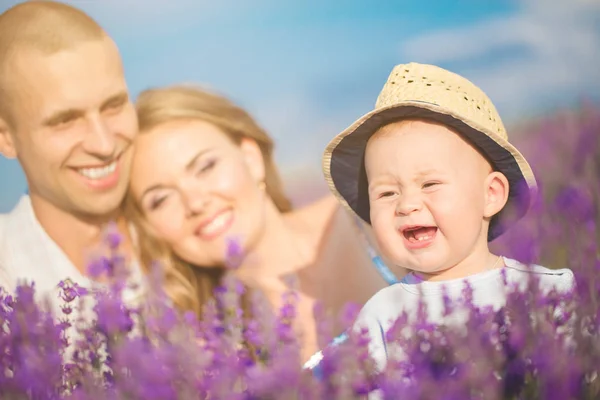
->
[399,0,600,121]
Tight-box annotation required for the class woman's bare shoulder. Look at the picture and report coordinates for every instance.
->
[285,195,360,240]
[289,196,398,269]
[298,195,340,219]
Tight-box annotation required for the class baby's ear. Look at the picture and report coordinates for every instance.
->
[483,171,509,218]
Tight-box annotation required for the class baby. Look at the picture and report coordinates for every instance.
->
[322,62,575,371]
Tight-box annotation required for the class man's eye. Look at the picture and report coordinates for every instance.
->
[105,100,126,113]
[50,117,77,128]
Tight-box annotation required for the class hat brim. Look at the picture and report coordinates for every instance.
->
[323,101,538,241]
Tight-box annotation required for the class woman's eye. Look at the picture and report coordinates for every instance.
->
[196,159,216,175]
[149,196,168,210]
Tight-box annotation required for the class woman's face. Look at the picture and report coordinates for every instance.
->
[129,119,268,267]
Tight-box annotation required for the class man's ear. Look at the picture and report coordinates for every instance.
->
[239,137,266,184]
[0,115,17,159]
[483,171,509,218]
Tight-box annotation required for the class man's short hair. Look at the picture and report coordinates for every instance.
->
[0,1,106,130]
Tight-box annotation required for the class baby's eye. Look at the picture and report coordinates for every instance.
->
[422,182,440,189]
[379,191,396,198]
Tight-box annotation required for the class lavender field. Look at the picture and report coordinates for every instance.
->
[1,105,599,399]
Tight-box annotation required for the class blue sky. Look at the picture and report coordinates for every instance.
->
[1,0,599,211]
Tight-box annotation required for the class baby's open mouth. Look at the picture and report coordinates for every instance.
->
[403,226,438,243]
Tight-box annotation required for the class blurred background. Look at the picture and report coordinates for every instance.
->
[1,0,599,213]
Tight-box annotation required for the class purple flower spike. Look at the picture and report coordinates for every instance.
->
[103,222,123,250]
[87,255,112,278]
[225,235,245,269]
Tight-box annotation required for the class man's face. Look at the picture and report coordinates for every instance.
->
[0,36,138,218]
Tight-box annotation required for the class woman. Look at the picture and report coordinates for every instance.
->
[126,85,403,362]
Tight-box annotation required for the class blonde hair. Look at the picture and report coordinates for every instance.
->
[126,85,292,315]
[0,1,106,129]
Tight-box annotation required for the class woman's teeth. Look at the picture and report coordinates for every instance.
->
[199,211,232,236]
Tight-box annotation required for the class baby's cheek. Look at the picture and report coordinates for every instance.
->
[431,196,467,221]
[371,213,396,244]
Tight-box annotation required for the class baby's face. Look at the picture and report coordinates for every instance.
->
[365,119,498,275]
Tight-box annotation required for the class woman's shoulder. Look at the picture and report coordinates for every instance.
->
[294,195,340,219]
[285,195,354,236]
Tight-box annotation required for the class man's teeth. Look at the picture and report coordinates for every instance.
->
[199,211,231,236]
[77,161,117,180]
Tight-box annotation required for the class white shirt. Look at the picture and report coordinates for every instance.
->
[0,195,144,316]
[353,257,575,373]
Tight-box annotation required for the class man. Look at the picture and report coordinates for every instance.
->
[0,1,140,312]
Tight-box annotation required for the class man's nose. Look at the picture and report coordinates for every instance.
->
[82,115,116,159]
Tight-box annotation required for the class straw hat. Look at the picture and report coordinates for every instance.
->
[322,62,537,241]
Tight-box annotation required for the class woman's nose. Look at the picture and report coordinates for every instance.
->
[181,187,209,218]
